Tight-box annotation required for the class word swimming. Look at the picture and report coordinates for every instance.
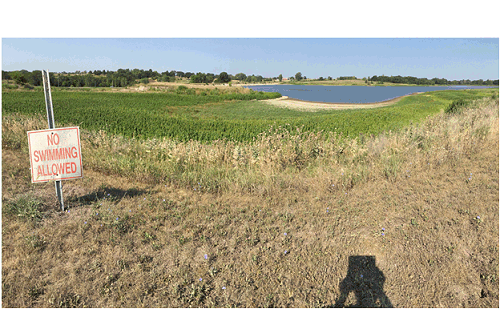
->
[28,127,83,182]
[32,147,79,162]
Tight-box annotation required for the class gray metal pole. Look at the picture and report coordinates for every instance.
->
[42,70,64,211]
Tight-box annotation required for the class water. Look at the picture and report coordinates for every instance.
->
[244,85,497,103]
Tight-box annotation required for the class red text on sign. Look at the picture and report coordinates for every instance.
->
[33,147,78,162]
[37,162,77,177]
[47,133,60,146]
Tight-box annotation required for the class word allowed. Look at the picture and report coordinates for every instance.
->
[27,127,83,183]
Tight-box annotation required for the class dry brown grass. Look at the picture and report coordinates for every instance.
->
[2,97,498,307]
[134,82,252,95]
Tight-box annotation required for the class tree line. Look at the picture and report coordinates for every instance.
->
[3,69,149,88]
[2,69,284,88]
[1,69,233,88]
[368,75,498,86]
[2,69,498,87]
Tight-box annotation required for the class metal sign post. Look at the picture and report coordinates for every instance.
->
[42,70,64,211]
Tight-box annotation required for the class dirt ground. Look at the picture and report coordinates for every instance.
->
[261,93,422,111]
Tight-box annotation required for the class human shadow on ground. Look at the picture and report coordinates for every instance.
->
[68,187,150,206]
[333,255,393,308]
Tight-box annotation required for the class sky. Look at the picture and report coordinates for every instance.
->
[2,38,498,81]
[1,2,499,81]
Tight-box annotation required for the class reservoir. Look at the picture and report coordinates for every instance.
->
[244,85,497,103]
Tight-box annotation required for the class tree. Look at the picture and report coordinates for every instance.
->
[218,72,230,83]
[206,73,215,83]
[29,70,43,86]
[278,74,283,82]
[295,72,302,81]
[11,71,27,84]
[132,68,143,79]
[84,74,94,87]
[235,73,247,81]
[2,70,11,80]
[190,73,205,83]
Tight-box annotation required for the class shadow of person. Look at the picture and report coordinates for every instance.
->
[334,256,393,308]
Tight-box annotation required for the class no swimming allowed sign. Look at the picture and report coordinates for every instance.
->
[27,127,83,183]
[32,69,82,211]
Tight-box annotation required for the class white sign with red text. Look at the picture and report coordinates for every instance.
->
[27,127,83,183]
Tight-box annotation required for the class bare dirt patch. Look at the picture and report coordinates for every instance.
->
[149,81,231,89]
[262,93,423,111]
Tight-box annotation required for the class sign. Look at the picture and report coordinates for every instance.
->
[27,127,83,183]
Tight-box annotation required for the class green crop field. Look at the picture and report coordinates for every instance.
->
[2,88,498,142]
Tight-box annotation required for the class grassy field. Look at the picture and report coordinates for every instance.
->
[2,87,497,142]
[2,87,499,307]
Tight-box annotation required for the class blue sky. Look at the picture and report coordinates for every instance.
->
[1,1,499,81]
[2,38,498,80]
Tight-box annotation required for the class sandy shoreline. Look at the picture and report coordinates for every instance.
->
[262,93,424,111]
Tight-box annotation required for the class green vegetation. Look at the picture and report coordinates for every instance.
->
[4,70,498,89]
[445,99,471,114]
[217,72,230,83]
[369,74,498,86]
[338,76,358,80]
[3,193,45,223]
[2,88,497,143]
[2,92,498,307]
[2,66,499,308]
[2,82,18,90]
[190,72,216,83]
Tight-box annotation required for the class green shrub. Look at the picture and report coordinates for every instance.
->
[2,83,18,90]
[445,99,469,114]
[4,194,44,222]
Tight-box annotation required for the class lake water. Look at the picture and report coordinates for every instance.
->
[244,85,497,103]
